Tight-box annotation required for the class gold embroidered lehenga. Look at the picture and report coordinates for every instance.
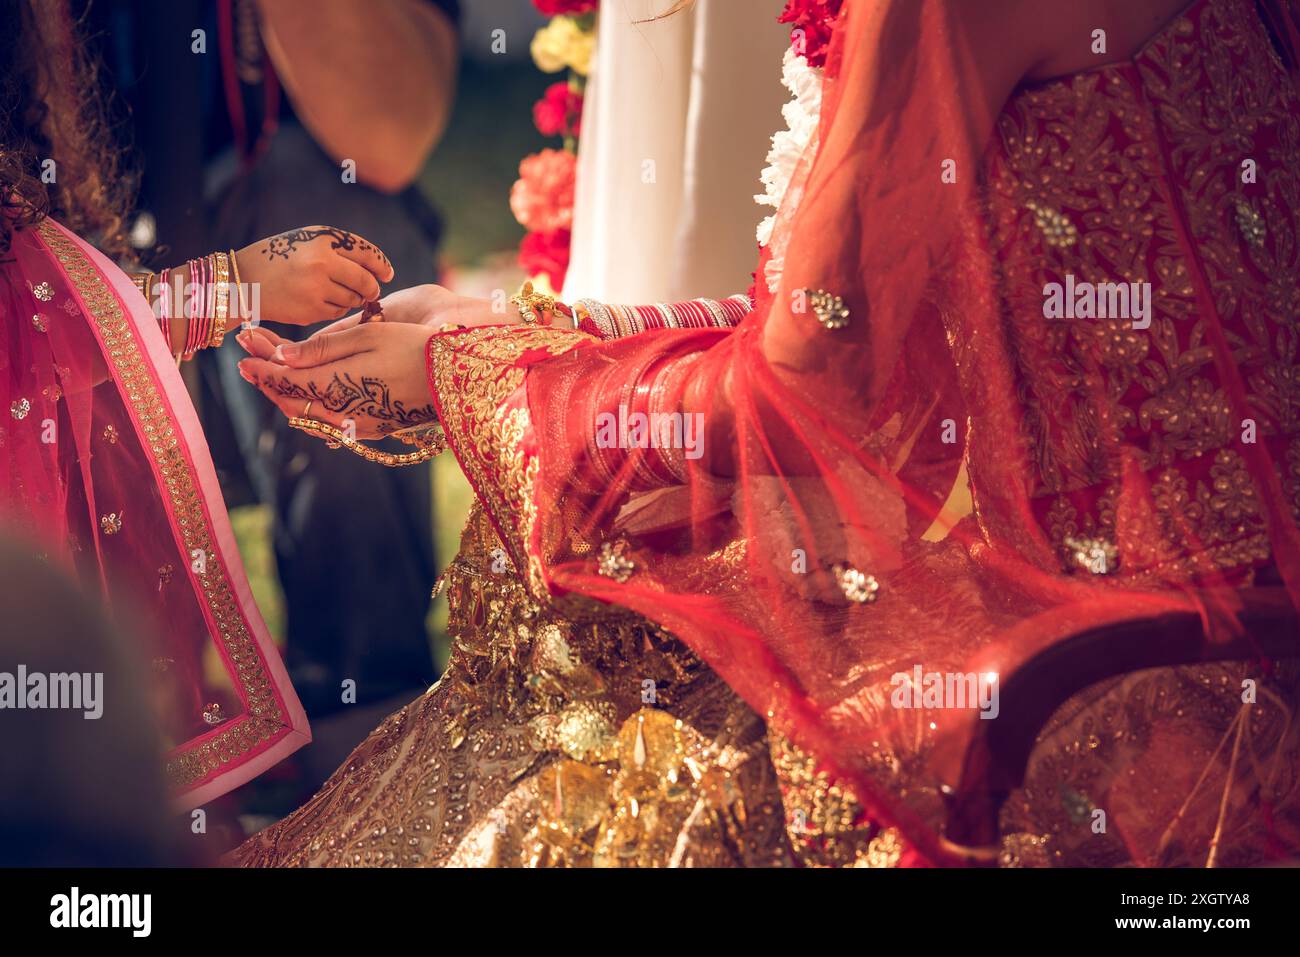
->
[236,0,1300,867]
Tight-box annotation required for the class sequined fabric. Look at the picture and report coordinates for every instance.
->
[1000,660,1300,867]
[965,0,1300,582]
[234,506,795,867]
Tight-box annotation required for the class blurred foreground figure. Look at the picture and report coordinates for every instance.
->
[0,534,179,866]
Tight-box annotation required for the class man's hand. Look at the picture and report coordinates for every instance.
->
[237,322,437,439]
[233,225,395,327]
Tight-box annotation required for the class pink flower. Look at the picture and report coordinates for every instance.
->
[778,0,844,68]
[533,81,584,138]
[510,148,576,234]
[532,0,598,15]
[519,228,572,289]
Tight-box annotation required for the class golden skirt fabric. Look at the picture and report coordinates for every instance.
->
[234,506,797,867]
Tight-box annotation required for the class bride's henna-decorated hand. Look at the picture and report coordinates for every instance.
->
[232,224,395,328]
[236,322,437,439]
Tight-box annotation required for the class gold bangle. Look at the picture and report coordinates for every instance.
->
[288,417,443,467]
[208,252,231,349]
[129,271,155,302]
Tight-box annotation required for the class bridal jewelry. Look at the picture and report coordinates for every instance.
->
[572,295,751,339]
[208,250,232,349]
[510,280,573,326]
[228,247,244,323]
[597,540,635,582]
[510,280,552,324]
[808,289,850,330]
[288,417,443,467]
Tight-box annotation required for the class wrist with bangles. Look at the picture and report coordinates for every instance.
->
[510,280,752,338]
[572,293,752,339]
[130,248,244,360]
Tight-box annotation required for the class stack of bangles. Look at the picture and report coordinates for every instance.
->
[509,281,753,340]
[129,249,242,360]
[573,294,751,339]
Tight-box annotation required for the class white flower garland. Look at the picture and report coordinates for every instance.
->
[754,46,825,294]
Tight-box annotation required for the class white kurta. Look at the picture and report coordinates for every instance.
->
[563,0,789,303]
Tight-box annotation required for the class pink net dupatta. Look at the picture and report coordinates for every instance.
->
[1,217,309,808]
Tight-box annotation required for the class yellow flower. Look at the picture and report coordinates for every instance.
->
[531,17,595,77]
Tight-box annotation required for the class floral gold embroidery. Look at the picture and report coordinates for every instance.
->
[967,0,1300,583]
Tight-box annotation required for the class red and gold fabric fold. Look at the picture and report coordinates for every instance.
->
[1,218,309,807]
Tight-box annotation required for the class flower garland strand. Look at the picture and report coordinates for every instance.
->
[511,1,599,293]
[756,0,843,295]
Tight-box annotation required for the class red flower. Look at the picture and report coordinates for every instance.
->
[777,0,844,68]
[533,81,584,138]
[532,0,598,15]
[510,148,576,234]
[519,228,572,289]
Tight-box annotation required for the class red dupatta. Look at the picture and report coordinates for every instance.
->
[427,0,1300,865]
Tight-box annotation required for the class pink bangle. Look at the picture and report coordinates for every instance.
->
[183,256,214,358]
[157,267,173,352]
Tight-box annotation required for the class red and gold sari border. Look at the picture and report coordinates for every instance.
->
[36,220,307,800]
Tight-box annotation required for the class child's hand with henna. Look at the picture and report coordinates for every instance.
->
[233,225,395,327]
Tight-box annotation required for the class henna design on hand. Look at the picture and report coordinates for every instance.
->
[261,227,392,270]
[268,372,435,434]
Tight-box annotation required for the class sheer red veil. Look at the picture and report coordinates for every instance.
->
[427,0,1300,864]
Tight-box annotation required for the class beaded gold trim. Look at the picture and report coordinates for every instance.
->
[37,221,291,790]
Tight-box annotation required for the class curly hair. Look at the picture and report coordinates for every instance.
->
[0,0,136,258]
